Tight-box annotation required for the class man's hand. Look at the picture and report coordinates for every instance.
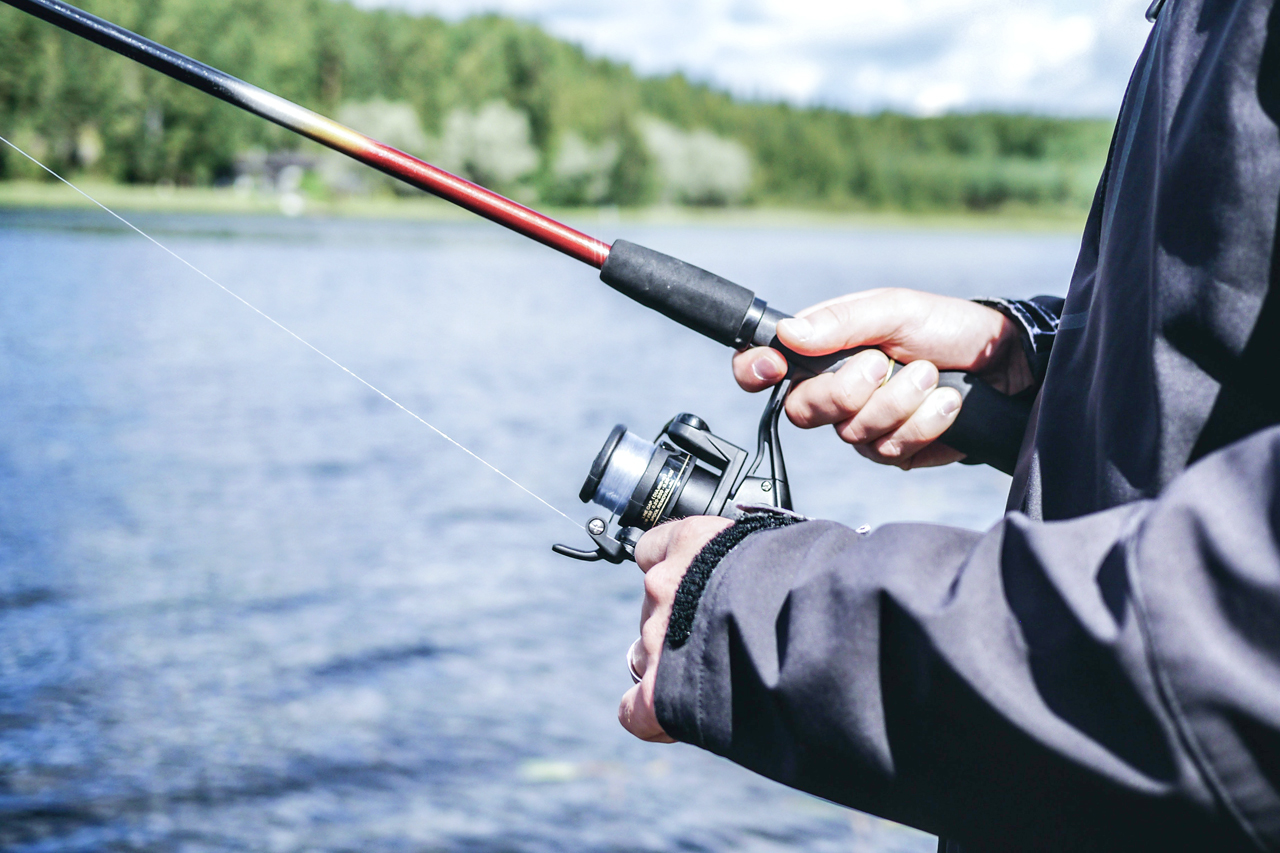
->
[733,288,1032,469]
[619,515,733,743]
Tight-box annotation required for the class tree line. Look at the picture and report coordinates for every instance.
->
[0,0,1115,211]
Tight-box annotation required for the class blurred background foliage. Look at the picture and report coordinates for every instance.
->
[0,0,1115,212]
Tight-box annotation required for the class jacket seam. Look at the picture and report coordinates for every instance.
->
[1126,512,1267,850]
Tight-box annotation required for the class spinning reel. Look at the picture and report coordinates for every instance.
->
[554,381,792,564]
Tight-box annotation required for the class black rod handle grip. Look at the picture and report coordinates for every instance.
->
[600,239,757,346]
[599,240,1031,473]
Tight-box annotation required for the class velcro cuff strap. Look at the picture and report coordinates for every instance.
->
[665,508,805,649]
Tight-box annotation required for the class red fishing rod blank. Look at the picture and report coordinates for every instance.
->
[0,0,611,268]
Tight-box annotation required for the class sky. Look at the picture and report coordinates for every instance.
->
[351,0,1156,117]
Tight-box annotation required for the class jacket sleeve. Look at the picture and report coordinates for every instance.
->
[654,426,1280,852]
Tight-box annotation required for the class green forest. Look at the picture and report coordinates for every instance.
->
[0,0,1116,212]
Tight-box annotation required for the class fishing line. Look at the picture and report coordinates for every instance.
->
[0,133,579,528]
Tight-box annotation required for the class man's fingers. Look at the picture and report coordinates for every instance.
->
[627,636,648,681]
[639,593,655,629]
[773,289,1016,375]
[860,386,963,465]
[732,347,788,392]
[859,440,968,470]
[625,517,734,745]
[619,682,675,743]
[834,360,939,445]
[640,562,680,636]
[634,522,677,572]
[784,350,892,428]
[643,567,681,614]
[631,608,668,678]
[637,516,732,572]
[640,605,669,655]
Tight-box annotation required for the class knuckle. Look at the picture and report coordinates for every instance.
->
[878,430,925,467]
[838,417,872,445]
[635,547,660,572]
[881,383,922,421]
[671,519,700,548]
[635,526,669,567]
[672,517,727,555]
[642,618,667,650]
[891,418,930,448]
[785,393,818,427]
[844,425,872,445]
[831,377,868,417]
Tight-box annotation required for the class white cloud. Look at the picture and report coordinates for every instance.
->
[350,0,1154,117]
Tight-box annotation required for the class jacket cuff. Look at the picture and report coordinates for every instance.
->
[666,508,805,650]
[655,510,811,748]
[973,296,1064,386]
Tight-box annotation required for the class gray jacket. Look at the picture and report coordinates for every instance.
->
[653,0,1280,849]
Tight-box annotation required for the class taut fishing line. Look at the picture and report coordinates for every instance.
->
[0,132,578,528]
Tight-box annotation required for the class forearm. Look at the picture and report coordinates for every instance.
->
[655,427,1280,850]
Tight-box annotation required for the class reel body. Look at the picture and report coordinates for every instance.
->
[554,384,791,563]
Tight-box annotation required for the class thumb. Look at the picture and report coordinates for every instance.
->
[775,296,901,356]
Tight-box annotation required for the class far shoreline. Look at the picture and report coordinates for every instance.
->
[0,179,1090,234]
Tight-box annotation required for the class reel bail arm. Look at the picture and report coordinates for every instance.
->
[553,518,642,563]
[555,386,793,564]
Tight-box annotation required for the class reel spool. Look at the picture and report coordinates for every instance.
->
[554,383,791,563]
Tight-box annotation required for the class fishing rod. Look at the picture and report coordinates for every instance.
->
[2,0,1032,556]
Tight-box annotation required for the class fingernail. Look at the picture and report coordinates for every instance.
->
[911,362,938,391]
[861,353,889,385]
[938,389,962,416]
[778,317,813,342]
[752,357,784,383]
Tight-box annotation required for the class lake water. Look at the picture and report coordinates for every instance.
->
[0,209,1081,852]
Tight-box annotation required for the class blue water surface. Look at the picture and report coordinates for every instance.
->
[0,209,1080,852]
